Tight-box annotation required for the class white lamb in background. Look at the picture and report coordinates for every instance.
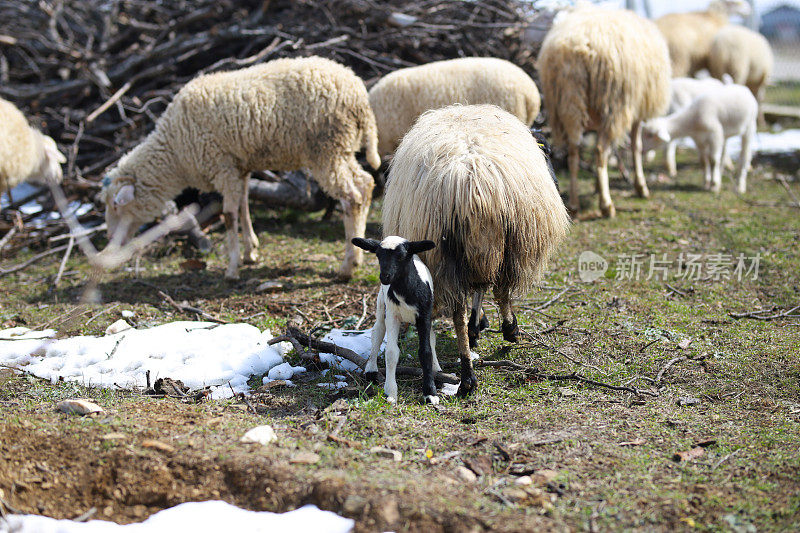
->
[642,84,757,195]
[0,97,66,196]
[660,76,728,177]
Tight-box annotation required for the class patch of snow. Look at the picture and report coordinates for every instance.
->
[0,501,353,533]
[320,329,385,372]
[676,129,800,158]
[267,362,295,380]
[318,382,348,389]
[0,322,292,399]
[441,383,460,396]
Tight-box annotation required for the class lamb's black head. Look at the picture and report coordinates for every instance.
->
[531,128,559,192]
[352,236,435,285]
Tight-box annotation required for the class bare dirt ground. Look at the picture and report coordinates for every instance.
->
[1,154,799,532]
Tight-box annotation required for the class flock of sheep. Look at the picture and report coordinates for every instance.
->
[0,1,775,401]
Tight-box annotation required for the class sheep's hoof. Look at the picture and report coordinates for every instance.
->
[479,314,489,331]
[635,185,650,199]
[600,203,616,218]
[502,316,519,343]
[364,371,380,384]
[335,268,354,282]
[242,252,258,265]
[224,271,240,280]
[456,377,477,397]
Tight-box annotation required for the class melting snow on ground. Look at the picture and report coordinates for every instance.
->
[0,321,291,399]
[0,501,353,533]
[676,128,800,158]
[0,321,459,398]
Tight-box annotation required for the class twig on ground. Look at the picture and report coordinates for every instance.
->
[0,226,17,253]
[776,174,800,208]
[354,293,369,330]
[712,448,742,470]
[53,235,75,287]
[654,355,687,385]
[729,305,800,321]
[665,283,687,297]
[158,290,227,324]
[0,244,69,277]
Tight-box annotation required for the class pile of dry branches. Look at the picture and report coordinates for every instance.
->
[0,0,535,186]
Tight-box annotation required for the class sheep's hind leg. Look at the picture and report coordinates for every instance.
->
[494,287,519,343]
[240,173,259,264]
[567,142,581,215]
[454,303,478,397]
[631,121,650,199]
[596,138,616,218]
[220,180,242,280]
[467,290,487,349]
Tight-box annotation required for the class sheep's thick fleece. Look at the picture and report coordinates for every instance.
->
[0,97,65,192]
[102,56,379,279]
[709,25,773,102]
[368,57,540,156]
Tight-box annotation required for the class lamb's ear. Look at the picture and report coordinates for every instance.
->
[407,240,436,255]
[114,184,135,206]
[351,238,380,252]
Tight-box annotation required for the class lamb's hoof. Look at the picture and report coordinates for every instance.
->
[386,395,397,405]
[456,377,477,397]
[424,395,440,405]
[600,203,616,218]
[711,185,722,195]
[335,269,354,282]
[479,314,489,331]
[225,271,240,281]
[364,371,380,384]
[242,252,258,265]
[635,185,650,199]
[502,316,519,343]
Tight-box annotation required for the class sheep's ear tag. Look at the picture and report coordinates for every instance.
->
[101,175,111,188]
[114,184,135,206]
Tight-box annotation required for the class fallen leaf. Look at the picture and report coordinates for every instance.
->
[101,432,127,440]
[256,280,284,293]
[694,437,717,448]
[454,466,477,483]
[673,446,705,462]
[619,438,646,446]
[678,397,701,406]
[179,259,206,271]
[56,399,104,416]
[327,434,361,448]
[370,446,402,462]
[290,451,320,464]
[678,338,693,350]
[463,456,493,476]
[141,439,176,454]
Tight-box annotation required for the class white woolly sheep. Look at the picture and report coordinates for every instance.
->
[353,236,440,404]
[101,56,380,280]
[0,97,66,195]
[382,105,570,396]
[368,57,541,157]
[538,7,671,217]
[708,25,773,110]
[661,76,727,177]
[642,84,757,195]
[655,0,751,78]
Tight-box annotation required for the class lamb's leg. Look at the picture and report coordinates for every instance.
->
[467,290,487,349]
[596,138,616,218]
[430,329,441,373]
[736,119,755,195]
[383,315,401,403]
[666,140,678,178]
[365,292,386,384]
[631,121,649,198]
[709,132,724,194]
[494,286,518,343]
[416,314,438,404]
[567,142,580,215]
[700,144,712,190]
[454,303,477,397]
[240,173,259,264]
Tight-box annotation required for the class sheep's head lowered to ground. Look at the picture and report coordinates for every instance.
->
[352,237,435,285]
[100,169,167,247]
[641,119,672,153]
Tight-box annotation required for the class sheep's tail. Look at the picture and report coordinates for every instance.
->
[363,115,381,170]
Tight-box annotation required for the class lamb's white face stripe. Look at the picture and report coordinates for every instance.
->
[380,236,406,250]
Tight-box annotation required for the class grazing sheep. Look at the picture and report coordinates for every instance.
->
[368,57,540,157]
[0,97,66,195]
[655,0,751,78]
[353,236,440,404]
[538,7,671,217]
[661,77,728,176]
[708,25,773,110]
[101,56,380,280]
[642,84,757,195]
[383,105,570,396]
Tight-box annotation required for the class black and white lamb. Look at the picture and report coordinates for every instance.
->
[353,236,440,404]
